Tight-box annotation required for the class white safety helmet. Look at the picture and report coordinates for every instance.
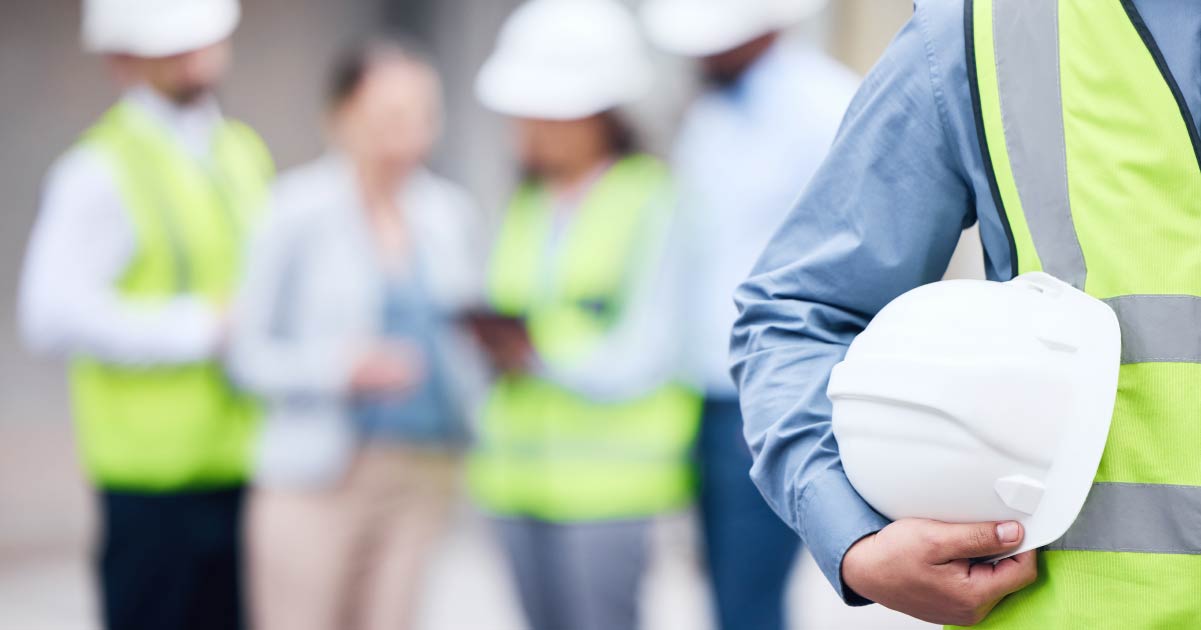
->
[476,0,652,120]
[829,273,1121,557]
[82,0,241,58]
[641,0,827,57]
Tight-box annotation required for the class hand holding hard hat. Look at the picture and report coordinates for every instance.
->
[843,518,1039,626]
[830,272,1121,557]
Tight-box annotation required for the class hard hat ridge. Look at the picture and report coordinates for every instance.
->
[641,0,829,57]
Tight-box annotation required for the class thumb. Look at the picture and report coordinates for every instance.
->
[929,521,1024,562]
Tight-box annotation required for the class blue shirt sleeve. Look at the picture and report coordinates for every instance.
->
[729,3,976,605]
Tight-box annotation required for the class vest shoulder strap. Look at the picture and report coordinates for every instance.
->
[215,118,275,183]
[967,0,1201,292]
[78,102,272,295]
[489,153,673,315]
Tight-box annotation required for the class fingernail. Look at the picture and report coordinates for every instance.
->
[997,522,1020,543]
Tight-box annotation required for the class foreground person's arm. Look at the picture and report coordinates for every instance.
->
[729,3,1036,620]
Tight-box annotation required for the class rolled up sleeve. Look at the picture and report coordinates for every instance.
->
[729,5,975,605]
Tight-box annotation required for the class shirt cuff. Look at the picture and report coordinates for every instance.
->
[797,468,890,606]
[158,297,225,361]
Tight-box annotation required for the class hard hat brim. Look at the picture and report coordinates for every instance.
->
[830,273,1121,556]
[83,0,240,58]
[475,52,651,120]
[641,0,828,57]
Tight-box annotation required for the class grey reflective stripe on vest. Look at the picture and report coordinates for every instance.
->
[988,2,1201,558]
[113,130,193,294]
[993,0,1087,288]
[1106,295,1201,364]
[1048,482,1201,554]
[992,2,1201,366]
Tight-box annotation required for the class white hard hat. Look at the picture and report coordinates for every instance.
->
[641,0,828,57]
[82,0,241,58]
[829,272,1121,557]
[476,0,652,120]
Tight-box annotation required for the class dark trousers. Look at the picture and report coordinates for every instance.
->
[698,397,801,630]
[99,486,246,630]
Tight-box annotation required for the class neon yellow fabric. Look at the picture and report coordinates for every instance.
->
[488,154,672,366]
[472,377,700,521]
[70,102,272,492]
[969,0,1201,627]
[1058,2,1201,300]
[472,154,701,521]
[978,552,1201,629]
[1097,364,1201,487]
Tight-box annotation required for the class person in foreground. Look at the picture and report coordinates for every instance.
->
[730,0,1201,627]
[18,1,271,628]
[228,39,484,630]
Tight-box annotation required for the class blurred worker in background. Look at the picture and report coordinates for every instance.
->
[641,0,859,628]
[470,1,701,629]
[16,1,271,629]
[228,38,485,630]
[731,0,1201,627]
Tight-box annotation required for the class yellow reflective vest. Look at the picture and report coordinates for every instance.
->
[968,0,1201,627]
[70,102,272,492]
[470,154,701,522]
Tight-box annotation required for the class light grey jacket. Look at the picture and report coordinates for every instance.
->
[229,154,488,489]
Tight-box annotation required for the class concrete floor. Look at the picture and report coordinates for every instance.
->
[0,422,935,630]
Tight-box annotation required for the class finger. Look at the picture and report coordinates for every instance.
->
[929,521,1024,562]
[970,551,1039,600]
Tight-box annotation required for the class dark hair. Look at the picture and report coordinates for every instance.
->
[518,110,643,182]
[599,110,639,157]
[326,34,434,109]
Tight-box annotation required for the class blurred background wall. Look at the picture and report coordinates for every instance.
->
[0,1,960,628]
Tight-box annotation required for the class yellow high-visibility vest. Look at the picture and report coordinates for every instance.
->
[470,154,701,521]
[70,101,273,492]
[968,0,1201,627]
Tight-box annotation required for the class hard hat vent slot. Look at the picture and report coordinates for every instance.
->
[994,474,1046,515]
[1016,272,1068,298]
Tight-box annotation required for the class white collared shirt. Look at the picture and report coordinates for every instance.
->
[18,86,230,365]
[673,41,860,395]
